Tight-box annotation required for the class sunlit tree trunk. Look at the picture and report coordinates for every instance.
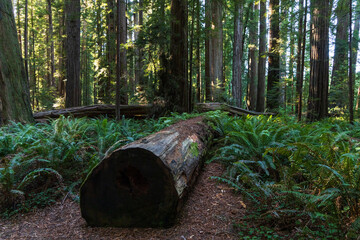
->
[307,0,331,121]
[47,0,55,87]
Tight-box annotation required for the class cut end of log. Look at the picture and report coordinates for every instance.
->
[80,148,179,228]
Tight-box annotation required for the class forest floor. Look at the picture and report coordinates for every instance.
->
[0,162,245,240]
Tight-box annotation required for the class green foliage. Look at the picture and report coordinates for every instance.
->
[207,112,360,236]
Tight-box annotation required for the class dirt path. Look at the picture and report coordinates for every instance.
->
[0,163,245,239]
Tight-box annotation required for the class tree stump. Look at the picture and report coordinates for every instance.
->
[80,117,212,227]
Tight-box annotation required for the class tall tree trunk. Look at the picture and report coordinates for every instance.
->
[267,0,280,111]
[307,0,331,121]
[329,0,349,109]
[135,0,144,89]
[116,0,121,120]
[232,0,244,108]
[349,0,354,123]
[0,0,34,123]
[17,0,22,53]
[58,3,66,97]
[289,6,296,113]
[169,0,188,112]
[24,0,29,84]
[195,0,201,103]
[188,0,196,111]
[256,0,267,112]
[354,0,360,110]
[210,0,223,101]
[296,0,306,120]
[120,0,128,105]
[205,0,211,101]
[65,0,81,108]
[47,0,55,87]
[247,2,258,110]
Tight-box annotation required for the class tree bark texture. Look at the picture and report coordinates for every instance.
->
[169,0,189,112]
[65,0,81,108]
[267,0,280,111]
[247,2,258,111]
[0,0,34,124]
[307,0,331,121]
[80,117,212,227]
[47,0,55,87]
[209,0,223,101]
[256,0,267,112]
[232,0,244,108]
[329,0,349,108]
[33,104,151,121]
[119,0,128,105]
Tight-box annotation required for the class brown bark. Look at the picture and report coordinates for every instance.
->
[295,0,307,121]
[65,0,81,108]
[0,0,34,124]
[205,0,211,101]
[267,0,280,111]
[307,0,331,121]
[247,2,258,111]
[330,0,349,108]
[354,0,360,110]
[119,0,127,105]
[349,0,354,123]
[169,0,188,112]
[196,103,275,116]
[209,0,223,101]
[33,104,151,121]
[195,0,201,103]
[232,0,244,108]
[24,0,29,85]
[80,117,212,227]
[256,0,267,112]
[135,0,144,88]
[47,0,55,87]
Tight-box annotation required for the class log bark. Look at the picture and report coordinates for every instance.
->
[80,117,212,227]
[33,104,151,121]
[196,103,275,116]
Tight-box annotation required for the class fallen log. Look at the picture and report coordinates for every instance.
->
[80,117,212,228]
[196,102,275,116]
[33,104,152,122]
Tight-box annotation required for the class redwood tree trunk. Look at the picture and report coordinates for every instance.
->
[329,0,349,108]
[65,0,81,108]
[247,2,258,110]
[169,0,188,112]
[256,0,267,112]
[267,0,280,111]
[0,0,34,124]
[307,0,331,121]
[232,0,244,108]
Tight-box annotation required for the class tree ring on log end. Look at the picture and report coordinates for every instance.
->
[80,148,179,228]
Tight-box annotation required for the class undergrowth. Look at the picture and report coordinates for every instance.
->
[0,112,199,218]
[206,111,360,238]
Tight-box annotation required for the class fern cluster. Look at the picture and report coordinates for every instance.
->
[206,111,360,237]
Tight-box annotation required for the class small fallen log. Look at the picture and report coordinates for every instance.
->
[80,117,212,227]
[196,102,275,116]
[33,104,152,122]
